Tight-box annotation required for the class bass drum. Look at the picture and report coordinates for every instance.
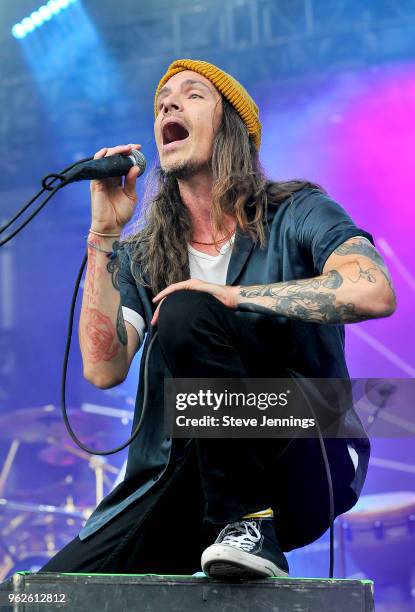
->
[340,491,415,609]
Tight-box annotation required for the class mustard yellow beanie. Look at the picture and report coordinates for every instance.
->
[154,59,261,149]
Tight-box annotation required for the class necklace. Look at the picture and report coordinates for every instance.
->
[190,229,235,246]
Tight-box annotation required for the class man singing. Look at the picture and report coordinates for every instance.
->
[41,59,396,578]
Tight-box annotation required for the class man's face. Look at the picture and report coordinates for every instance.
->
[154,70,222,176]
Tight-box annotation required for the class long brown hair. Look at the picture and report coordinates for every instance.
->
[126,98,324,294]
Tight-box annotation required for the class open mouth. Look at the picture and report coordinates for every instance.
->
[162,121,190,145]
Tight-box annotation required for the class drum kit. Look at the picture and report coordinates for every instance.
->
[277,381,415,609]
[339,491,415,611]
[0,379,414,608]
[0,404,130,580]
[339,380,415,610]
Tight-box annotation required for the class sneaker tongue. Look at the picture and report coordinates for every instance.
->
[245,521,260,537]
[226,520,257,539]
[222,523,241,536]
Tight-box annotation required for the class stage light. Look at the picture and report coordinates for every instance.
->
[46,1,61,15]
[11,0,78,39]
[21,18,35,33]
[38,5,53,20]
[30,12,44,27]
[11,24,26,39]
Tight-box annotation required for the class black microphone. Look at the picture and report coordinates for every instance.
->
[64,149,147,183]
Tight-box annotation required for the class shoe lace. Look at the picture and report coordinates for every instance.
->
[219,520,261,552]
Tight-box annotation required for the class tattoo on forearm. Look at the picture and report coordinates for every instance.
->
[238,276,362,324]
[116,302,128,345]
[82,241,128,367]
[237,238,395,325]
[106,241,121,290]
[85,308,119,362]
[85,242,97,307]
[323,269,343,289]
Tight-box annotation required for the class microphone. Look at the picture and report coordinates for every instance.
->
[65,149,146,183]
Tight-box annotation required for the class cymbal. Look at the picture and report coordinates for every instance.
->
[0,405,116,444]
[10,478,95,506]
[0,498,92,576]
[37,432,125,467]
[0,498,86,520]
[37,445,81,467]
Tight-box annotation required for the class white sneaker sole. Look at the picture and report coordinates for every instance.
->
[201,543,289,579]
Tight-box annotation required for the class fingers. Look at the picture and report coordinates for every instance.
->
[152,280,200,303]
[93,147,108,160]
[152,285,178,303]
[150,297,166,327]
[93,143,141,160]
[124,165,140,200]
[91,144,142,193]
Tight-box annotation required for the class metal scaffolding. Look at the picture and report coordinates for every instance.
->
[1,0,414,185]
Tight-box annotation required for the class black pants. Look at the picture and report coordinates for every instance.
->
[40,290,357,574]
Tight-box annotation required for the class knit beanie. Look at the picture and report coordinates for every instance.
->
[154,59,261,149]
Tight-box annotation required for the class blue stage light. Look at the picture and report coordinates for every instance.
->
[38,5,53,20]
[11,24,26,39]
[11,0,77,39]
[46,1,61,15]
[21,17,35,33]
[30,12,44,27]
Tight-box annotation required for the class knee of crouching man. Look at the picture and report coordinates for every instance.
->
[157,289,217,343]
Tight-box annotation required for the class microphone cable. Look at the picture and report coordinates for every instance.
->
[287,369,336,579]
[0,157,93,247]
[0,157,155,454]
[61,252,157,455]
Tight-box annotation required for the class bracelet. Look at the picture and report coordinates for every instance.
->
[87,240,119,259]
[89,228,121,237]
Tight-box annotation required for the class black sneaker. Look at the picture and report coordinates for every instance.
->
[201,518,289,579]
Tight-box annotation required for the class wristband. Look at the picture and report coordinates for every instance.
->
[89,228,121,237]
[87,240,120,259]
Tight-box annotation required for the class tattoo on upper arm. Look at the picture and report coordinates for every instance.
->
[116,302,128,346]
[334,237,393,290]
[347,261,378,284]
